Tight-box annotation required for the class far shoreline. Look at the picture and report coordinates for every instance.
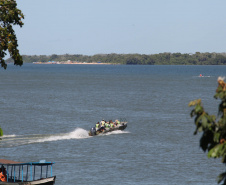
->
[33,61,119,65]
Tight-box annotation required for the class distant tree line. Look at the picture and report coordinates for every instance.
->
[6,52,226,65]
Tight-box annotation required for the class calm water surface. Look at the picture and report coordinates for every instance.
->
[1,64,226,185]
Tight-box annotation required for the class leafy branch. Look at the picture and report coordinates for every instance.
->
[0,0,24,69]
[189,77,226,184]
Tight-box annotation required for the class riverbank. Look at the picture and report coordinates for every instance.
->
[33,61,116,65]
[6,52,226,65]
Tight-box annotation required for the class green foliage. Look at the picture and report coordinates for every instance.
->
[0,0,24,69]
[6,52,226,65]
[0,126,3,136]
[189,77,226,184]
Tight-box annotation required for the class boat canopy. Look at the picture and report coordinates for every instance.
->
[0,159,54,165]
[0,159,55,183]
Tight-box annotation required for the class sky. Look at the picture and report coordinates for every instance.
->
[12,0,226,56]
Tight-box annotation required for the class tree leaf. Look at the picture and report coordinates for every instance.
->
[213,132,221,143]
[208,144,223,158]
[218,172,226,184]
[200,130,214,152]
[195,105,203,114]
[0,127,3,136]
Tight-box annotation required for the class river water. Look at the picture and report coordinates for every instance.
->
[0,64,226,185]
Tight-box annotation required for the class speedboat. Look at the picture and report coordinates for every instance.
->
[89,121,127,136]
[0,159,56,185]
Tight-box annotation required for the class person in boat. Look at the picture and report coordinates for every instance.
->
[98,120,106,132]
[95,122,100,130]
[105,121,110,130]
[115,119,121,127]
[0,166,7,182]
[100,119,105,127]
[109,120,115,129]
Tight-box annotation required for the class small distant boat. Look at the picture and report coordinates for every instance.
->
[89,119,128,136]
[0,159,56,185]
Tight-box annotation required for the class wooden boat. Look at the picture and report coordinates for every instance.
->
[0,159,56,185]
[89,120,127,136]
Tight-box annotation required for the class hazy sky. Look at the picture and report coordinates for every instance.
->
[14,0,226,56]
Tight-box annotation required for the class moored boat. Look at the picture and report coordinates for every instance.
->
[89,119,128,136]
[0,159,56,185]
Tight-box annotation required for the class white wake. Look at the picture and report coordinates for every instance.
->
[36,128,90,143]
[0,128,130,147]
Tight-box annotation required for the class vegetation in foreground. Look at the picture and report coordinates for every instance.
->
[189,77,226,185]
[0,126,3,136]
[0,0,24,69]
[0,124,3,137]
[6,52,226,65]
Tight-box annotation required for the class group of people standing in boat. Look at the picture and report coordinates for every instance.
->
[95,119,121,131]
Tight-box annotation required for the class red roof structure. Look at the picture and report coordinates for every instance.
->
[0,159,22,164]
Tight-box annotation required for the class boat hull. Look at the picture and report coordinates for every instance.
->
[0,176,56,185]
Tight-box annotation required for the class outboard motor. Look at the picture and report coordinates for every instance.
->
[89,127,96,136]
[119,122,127,130]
